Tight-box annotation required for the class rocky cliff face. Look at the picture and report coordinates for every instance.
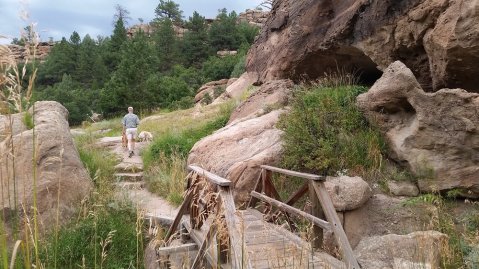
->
[0,101,92,233]
[8,42,53,63]
[246,0,479,92]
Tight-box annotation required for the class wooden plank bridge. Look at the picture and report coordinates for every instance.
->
[156,165,360,269]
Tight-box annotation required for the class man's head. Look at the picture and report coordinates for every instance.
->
[128,106,133,113]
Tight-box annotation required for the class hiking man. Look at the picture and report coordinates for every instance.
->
[122,106,140,157]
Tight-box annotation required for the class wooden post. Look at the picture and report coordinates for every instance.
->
[309,180,324,249]
[312,182,360,269]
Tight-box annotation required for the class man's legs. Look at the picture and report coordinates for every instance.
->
[126,128,137,157]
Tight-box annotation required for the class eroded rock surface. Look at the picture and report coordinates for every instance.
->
[357,61,479,197]
[343,194,436,248]
[229,79,293,123]
[0,101,92,233]
[354,231,448,269]
[247,0,479,92]
[188,109,285,204]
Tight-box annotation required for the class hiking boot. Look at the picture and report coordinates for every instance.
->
[129,151,133,158]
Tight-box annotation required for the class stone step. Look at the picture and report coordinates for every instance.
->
[114,162,143,173]
[114,181,145,190]
[114,172,143,182]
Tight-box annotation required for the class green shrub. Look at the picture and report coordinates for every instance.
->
[202,55,238,81]
[277,85,386,176]
[230,55,245,78]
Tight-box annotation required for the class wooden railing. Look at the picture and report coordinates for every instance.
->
[248,165,360,269]
[163,165,251,269]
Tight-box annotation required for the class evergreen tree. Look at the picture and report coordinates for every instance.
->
[181,11,211,67]
[208,9,242,51]
[155,0,183,24]
[75,34,108,87]
[153,18,179,72]
[105,5,129,72]
[36,37,76,85]
[100,31,157,115]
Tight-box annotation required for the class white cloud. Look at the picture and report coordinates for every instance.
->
[0,0,264,42]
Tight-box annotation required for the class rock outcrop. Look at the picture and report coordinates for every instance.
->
[247,0,479,92]
[194,79,229,104]
[8,42,53,63]
[238,9,269,28]
[357,61,479,198]
[228,79,293,123]
[188,109,285,204]
[343,194,436,248]
[354,231,448,269]
[0,101,92,233]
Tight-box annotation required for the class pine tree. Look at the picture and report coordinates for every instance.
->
[153,18,179,72]
[181,11,211,67]
[155,0,183,24]
[208,9,242,51]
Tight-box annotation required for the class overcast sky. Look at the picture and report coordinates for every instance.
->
[0,0,264,44]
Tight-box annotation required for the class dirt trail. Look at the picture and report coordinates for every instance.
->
[96,136,178,219]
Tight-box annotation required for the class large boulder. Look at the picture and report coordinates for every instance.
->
[188,109,285,204]
[247,0,479,92]
[0,101,92,233]
[354,231,448,269]
[357,61,479,198]
[324,176,372,211]
[228,79,293,123]
[343,194,436,248]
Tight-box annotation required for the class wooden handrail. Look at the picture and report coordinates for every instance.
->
[188,165,231,186]
[260,165,325,181]
[251,191,331,231]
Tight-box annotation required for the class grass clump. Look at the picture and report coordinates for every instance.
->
[143,102,233,205]
[75,134,116,187]
[40,205,142,269]
[277,85,385,177]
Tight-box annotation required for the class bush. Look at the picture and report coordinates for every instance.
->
[230,55,245,78]
[277,85,386,176]
[202,55,238,81]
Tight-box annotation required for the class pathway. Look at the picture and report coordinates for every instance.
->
[96,136,178,220]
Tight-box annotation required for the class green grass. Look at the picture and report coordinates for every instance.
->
[277,85,386,177]
[142,102,234,205]
[39,204,143,269]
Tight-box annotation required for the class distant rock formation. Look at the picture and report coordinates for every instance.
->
[238,9,269,28]
[8,42,53,63]
[0,101,92,234]
[357,61,479,198]
[247,0,479,92]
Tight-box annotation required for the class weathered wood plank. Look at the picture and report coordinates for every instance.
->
[285,182,308,206]
[247,172,263,208]
[157,243,198,256]
[188,165,231,186]
[309,180,325,249]
[313,182,360,269]
[260,165,324,181]
[165,188,194,243]
[219,187,252,269]
[250,191,331,231]
[191,223,216,269]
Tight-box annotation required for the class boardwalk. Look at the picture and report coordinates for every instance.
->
[157,165,359,269]
[182,209,345,269]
